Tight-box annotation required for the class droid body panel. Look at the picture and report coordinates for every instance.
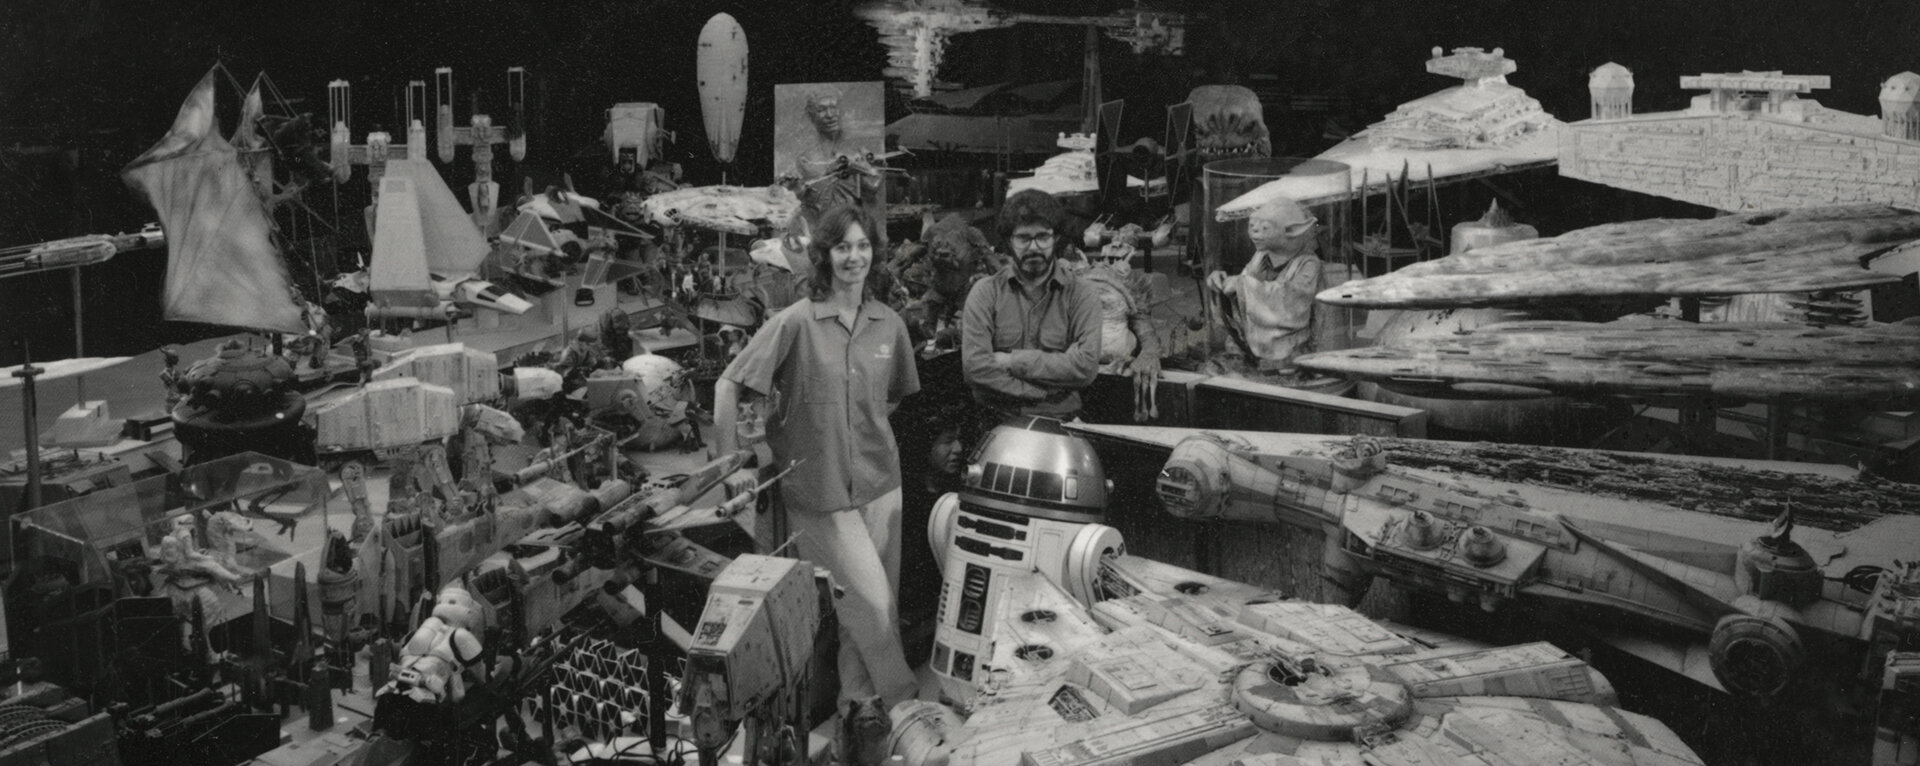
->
[926,418,1124,703]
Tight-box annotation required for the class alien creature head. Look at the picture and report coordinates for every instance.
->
[1189,84,1272,161]
[919,213,994,306]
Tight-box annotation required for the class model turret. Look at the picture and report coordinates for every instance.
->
[1589,62,1634,119]
[1880,71,1920,140]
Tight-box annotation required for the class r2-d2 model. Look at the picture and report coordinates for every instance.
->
[925,417,1125,701]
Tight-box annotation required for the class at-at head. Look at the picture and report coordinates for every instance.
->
[960,417,1109,523]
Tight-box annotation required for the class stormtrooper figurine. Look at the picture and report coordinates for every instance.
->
[387,584,486,705]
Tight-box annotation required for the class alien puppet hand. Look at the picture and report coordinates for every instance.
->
[1125,354,1161,422]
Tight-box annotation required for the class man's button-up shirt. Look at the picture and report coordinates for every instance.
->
[960,264,1102,418]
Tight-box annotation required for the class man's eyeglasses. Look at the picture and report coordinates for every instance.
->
[1011,232,1056,250]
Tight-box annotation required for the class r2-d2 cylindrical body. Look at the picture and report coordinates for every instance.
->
[925,417,1124,703]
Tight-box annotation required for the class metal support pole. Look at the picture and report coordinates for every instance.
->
[645,563,667,755]
[12,357,42,512]
[1765,402,1789,460]
[69,268,85,403]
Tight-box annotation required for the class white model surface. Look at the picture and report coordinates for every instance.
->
[1219,47,1564,220]
[1007,133,1099,196]
[895,555,1704,766]
[638,184,801,235]
[1317,203,1917,308]
[1561,68,1920,211]
[696,14,749,164]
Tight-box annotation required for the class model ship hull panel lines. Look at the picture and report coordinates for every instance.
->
[13,9,1920,764]
[1076,423,1919,706]
[1299,319,1920,407]
[902,420,1705,766]
[1319,203,1920,309]
[1562,66,1920,212]
[854,1,1186,100]
[1217,47,1563,218]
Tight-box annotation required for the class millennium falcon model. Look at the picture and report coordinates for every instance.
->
[893,553,1704,765]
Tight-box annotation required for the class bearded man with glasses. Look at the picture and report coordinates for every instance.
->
[959,190,1103,425]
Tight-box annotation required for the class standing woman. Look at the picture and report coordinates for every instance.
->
[714,205,921,714]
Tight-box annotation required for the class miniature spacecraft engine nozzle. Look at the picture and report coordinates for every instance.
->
[927,417,1126,703]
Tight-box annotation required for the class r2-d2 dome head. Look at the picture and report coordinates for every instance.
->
[953,416,1110,522]
[926,417,1125,702]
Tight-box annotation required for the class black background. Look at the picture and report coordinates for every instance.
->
[4,0,1917,361]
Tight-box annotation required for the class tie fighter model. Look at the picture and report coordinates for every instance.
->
[1094,98,1194,207]
[437,67,528,237]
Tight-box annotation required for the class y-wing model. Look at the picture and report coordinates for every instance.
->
[1076,424,1920,708]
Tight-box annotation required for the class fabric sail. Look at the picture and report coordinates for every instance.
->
[122,70,305,333]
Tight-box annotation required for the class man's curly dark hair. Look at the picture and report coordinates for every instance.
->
[995,189,1065,243]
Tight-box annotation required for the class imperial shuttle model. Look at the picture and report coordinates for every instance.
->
[366,159,532,319]
[1070,423,1920,758]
